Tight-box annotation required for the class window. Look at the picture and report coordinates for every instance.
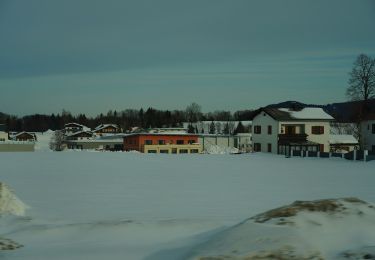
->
[190,149,199,153]
[267,143,272,153]
[176,140,184,145]
[179,149,188,154]
[372,124,375,134]
[160,149,169,153]
[147,150,157,153]
[254,125,261,134]
[172,148,178,154]
[311,126,324,135]
[372,145,375,152]
[188,140,195,144]
[158,140,165,145]
[144,140,152,145]
[0,138,4,142]
[268,125,272,135]
[254,143,261,152]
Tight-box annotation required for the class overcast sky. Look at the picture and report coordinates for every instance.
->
[1,0,375,116]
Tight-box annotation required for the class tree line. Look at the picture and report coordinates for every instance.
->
[0,105,254,133]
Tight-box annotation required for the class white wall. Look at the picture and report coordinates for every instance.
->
[0,132,8,141]
[252,112,279,153]
[361,120,375,151]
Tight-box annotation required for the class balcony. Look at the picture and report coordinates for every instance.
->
[278,134,308,144]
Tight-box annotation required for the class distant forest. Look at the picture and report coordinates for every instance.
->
[0,104,255,132]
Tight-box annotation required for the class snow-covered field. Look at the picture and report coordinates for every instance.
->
[1,152,375,259]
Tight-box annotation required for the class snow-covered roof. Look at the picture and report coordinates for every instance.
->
[9,131,36,139]
[66,130,93,137]
[259,108,333,121]
[64,122,86,128]
[278,108,334,120]
[329,134,358,144]
[94,124,119,131]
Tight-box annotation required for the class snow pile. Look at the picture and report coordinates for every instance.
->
[205,145,239,154]
[189,198,375,259]
[0,182,28,216]
[34,130,54,151]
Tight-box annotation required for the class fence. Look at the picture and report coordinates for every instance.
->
[289,149,375,162]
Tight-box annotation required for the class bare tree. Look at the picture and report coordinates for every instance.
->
[186,102,202,123]
[49,130,65,151]
[346,54,375,101]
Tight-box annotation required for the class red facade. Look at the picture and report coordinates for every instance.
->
[123,134,198,152]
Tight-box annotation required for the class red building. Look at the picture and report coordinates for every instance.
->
[123,133,201,154]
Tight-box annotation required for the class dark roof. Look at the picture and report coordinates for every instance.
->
[363,113,375,121]
[263,108,294,121]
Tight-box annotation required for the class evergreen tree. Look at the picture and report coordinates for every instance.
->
[209,121,215,134]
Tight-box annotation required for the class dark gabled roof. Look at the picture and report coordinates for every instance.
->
[363,113,375,121]
[263,108,294,121]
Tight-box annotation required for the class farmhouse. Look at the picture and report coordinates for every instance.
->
[123,133,202,154]
[63,123,88,134]
[252,107,334,155]
[94,124,121,135]
[9,132,37,142]
[65,131,94,141]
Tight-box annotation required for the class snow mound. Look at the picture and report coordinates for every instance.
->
[0,182,28,216]
[205,145,239,154]
[189,198,375,260]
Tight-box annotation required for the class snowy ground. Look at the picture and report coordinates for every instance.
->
[0,152,374,259]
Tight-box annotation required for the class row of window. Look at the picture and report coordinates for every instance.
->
[144,140,195,145]
[147,148,199,154]
[253,125,325,135]
[253,143,272,152]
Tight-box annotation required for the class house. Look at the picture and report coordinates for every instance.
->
[329,134,358,153]
[123,133,202,154]
[0,124,8,142]
[93,124,121,135]
[65,130,94,141]
[361,114,375,151]
[252,107,334,155]
[63,123,88,134]
[9,132,37,142]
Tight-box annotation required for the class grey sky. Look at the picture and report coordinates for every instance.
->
[1,0,375,116]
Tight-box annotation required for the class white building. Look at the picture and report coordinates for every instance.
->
[0,124,8,142]
[252,107,334,155]
[361,115,375,151]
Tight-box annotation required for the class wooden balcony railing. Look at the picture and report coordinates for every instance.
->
[278,134,308,144]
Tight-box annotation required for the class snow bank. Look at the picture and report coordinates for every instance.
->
[189,198,375,259]
[0,182,28,216]
[34,130,54,151]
